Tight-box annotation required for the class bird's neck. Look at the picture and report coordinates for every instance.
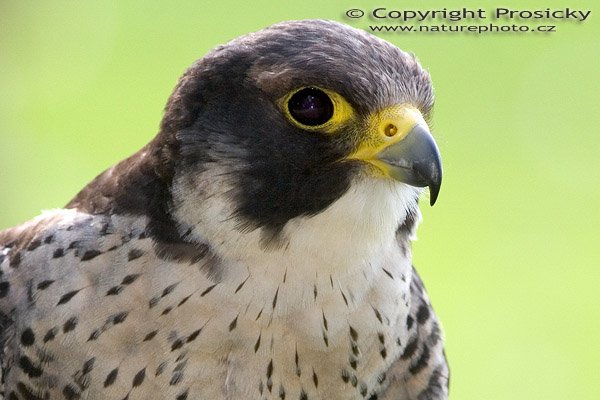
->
[172,174,421,313]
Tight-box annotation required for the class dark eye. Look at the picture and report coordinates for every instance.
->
[287,87,334,126]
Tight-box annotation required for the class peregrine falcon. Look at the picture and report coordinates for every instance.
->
[0,20,448,399]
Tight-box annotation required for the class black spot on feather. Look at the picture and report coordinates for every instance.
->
[81,249,101,261]
[57,289,81,305]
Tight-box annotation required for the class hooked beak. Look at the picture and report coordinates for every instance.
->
[349,105,442,205]
[376,123,442,205]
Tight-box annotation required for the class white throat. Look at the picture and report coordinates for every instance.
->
[172,170,421,309]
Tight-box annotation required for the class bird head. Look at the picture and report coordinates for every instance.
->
[150,20,441,252]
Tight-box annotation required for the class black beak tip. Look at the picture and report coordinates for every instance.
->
[429,184,440,206]
[427,169,442,206]
[426,154,442,207]
[416,162,441,206]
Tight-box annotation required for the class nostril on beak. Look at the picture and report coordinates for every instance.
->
[384,123,398,137]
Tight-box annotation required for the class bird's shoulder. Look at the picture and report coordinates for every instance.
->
[0,209,103,268]
[0,210,145,304]
[0,207,222,398]
[0,209,132,394]
[0,206,217,303]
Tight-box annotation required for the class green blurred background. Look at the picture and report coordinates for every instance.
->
[1,0,598,398]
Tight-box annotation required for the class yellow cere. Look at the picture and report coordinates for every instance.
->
[280,87,354,133]
[349,104,427,161]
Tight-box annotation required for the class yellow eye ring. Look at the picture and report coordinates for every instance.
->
[280,86,354,134]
